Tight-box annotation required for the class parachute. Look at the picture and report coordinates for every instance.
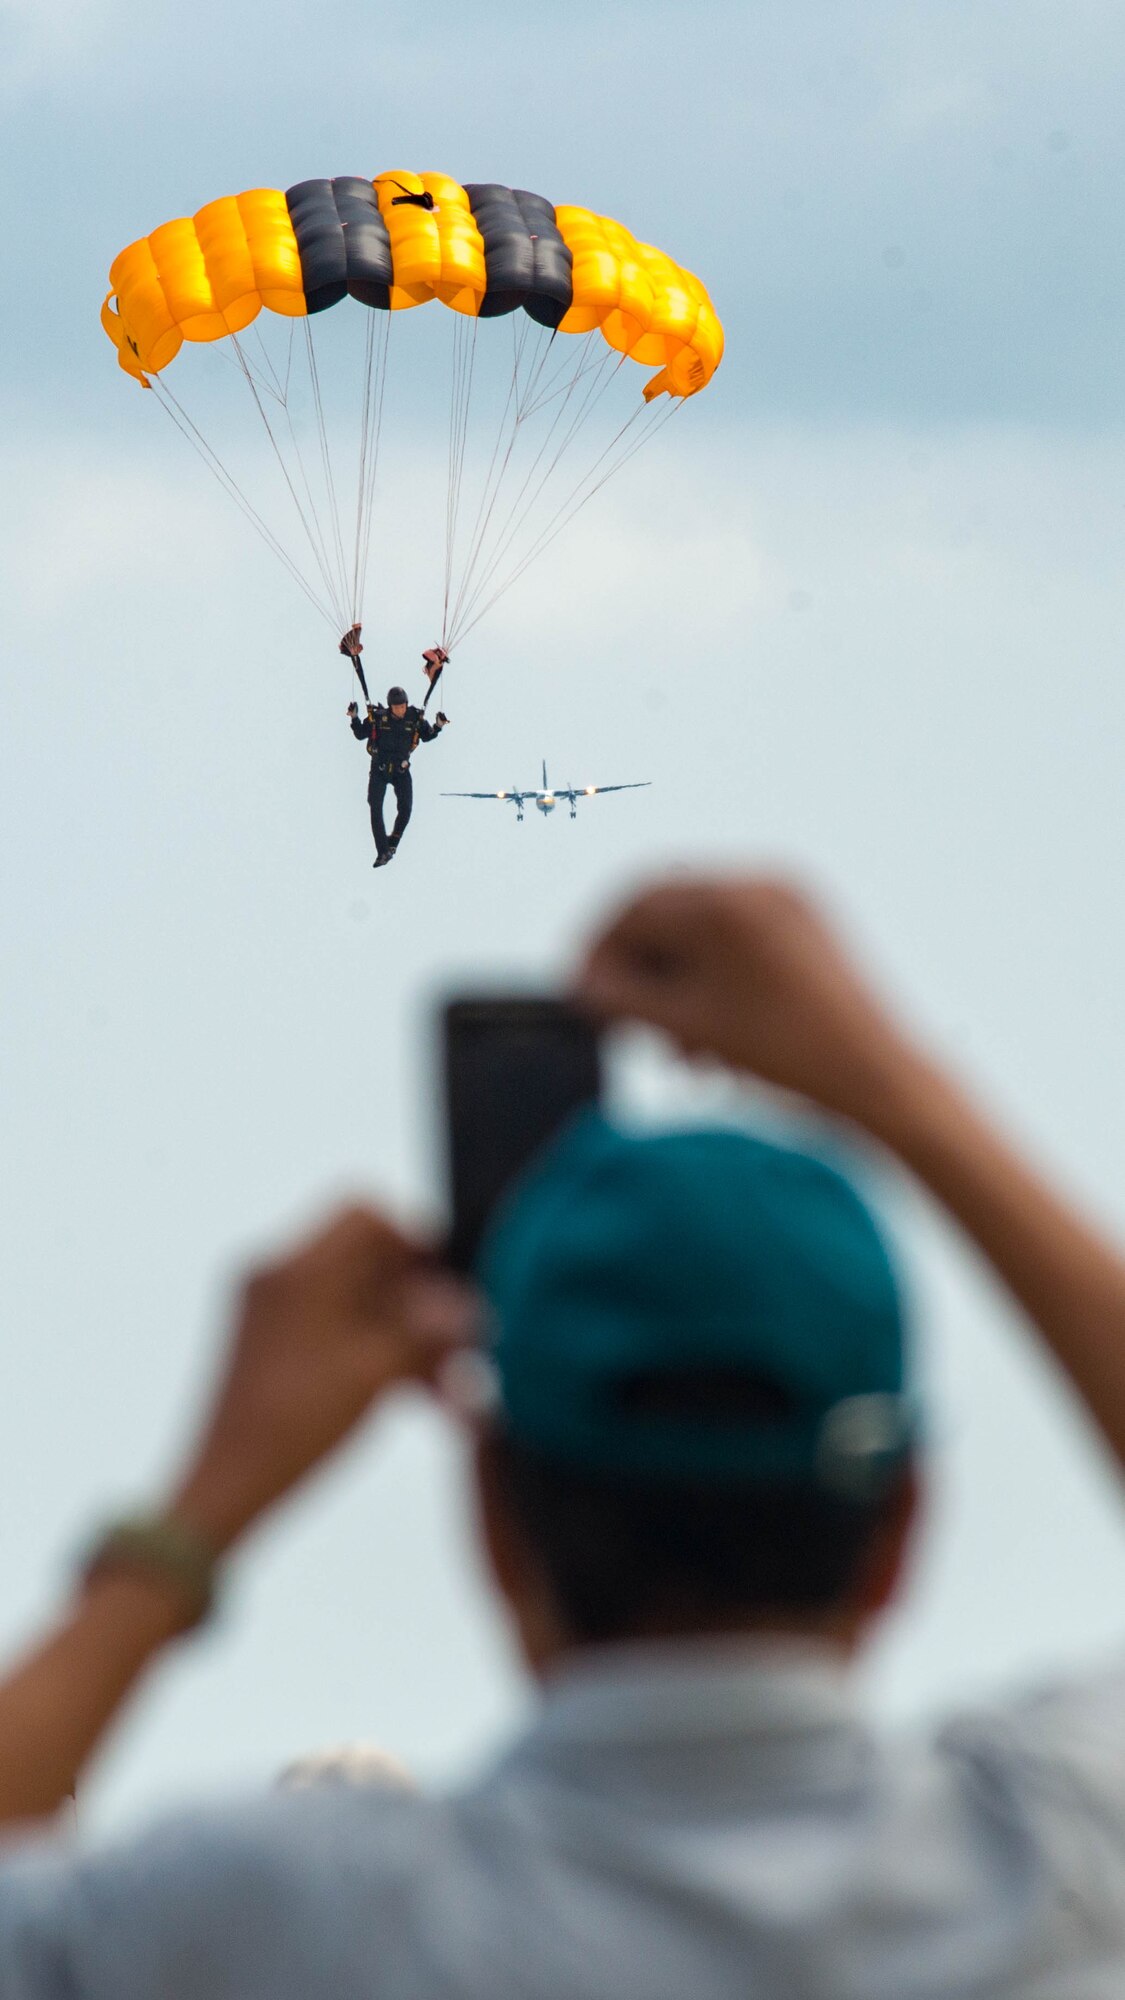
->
[102,171,723,659]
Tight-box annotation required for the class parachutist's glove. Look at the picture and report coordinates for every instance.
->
[347,702,359,718]
[339,623,363,658]
[436,712,449,727]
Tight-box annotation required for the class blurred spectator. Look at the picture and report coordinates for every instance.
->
[0,875,1123,1995]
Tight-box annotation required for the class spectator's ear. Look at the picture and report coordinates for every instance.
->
[473,1428,523,1601]
[472,1429,571,1675]
[847,1464,921,1624]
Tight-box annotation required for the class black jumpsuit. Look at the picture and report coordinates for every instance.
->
[350,706,442,857]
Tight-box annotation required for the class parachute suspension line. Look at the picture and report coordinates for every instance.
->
[443,317,523,624]
[224,332,342,624]
[350,310,378,620]
[448,318,480,630]
[441,314,478,649]
[234,325,343,624]
[281,317,296,406]
[507,394,678,606]
[458,396,680,648]
[452,396,681,650]
[229,331,347,625]
[448,338,618,643]
[446,328,625,646]
[355,311,392,626]
[443,317,553,644]
[213,337,286,408]
[303,318,352,621]
[441,315,467,645]
[269,341,353,629]
[251,323,289,405]
[151,374,335,626]
[446,341,623,649]
[443,333,582,643]
[510,322,584,422]
[148,374,337,627]
[441,323,457,637]
[520,336,616,421]
[444,311,544,638]
[278,399,345,628]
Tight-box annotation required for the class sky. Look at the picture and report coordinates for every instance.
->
[2,0,1125,1831]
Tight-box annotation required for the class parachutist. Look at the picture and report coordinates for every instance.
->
[107,179,722,803]
[350,683,449,865]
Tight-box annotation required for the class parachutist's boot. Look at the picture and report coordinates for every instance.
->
[373,849,391,868]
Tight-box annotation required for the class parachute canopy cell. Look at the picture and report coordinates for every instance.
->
[102,170,724,403]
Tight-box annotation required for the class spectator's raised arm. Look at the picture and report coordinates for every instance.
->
[577,873,1125,1479]
[0,1207,476,1828]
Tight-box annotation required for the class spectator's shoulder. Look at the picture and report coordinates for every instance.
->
[934,1654,1125,1884]
[0,1786,440,2000]
[133,1782,433,1907]
[940,1657,1125,1776]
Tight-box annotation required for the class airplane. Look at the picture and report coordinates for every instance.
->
[443,761,651,822]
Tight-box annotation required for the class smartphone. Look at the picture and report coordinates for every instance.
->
[440,995,603,1273]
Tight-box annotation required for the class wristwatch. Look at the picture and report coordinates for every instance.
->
[80,1514,221,1631]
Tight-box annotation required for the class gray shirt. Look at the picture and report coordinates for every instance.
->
[1,1640,1124,1998]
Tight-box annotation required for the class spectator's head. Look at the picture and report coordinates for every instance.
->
[473,1112,918,1670]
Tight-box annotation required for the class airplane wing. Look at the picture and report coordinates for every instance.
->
[441,791,522,799]
[583,782,652,795]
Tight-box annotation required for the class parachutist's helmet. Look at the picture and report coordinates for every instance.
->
[387,686,408,706]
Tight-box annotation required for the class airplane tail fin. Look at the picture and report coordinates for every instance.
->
[542,759,548,791]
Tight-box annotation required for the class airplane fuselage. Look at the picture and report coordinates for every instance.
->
[444,761,649,822]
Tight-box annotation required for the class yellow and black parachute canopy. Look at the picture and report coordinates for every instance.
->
[103,170,723,403]
[103,171,723,650]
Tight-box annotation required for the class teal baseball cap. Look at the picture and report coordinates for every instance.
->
[479,1111,914,1494]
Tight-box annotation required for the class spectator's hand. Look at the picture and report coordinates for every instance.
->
[577,875,926,1130]
[170,1208,477,1551]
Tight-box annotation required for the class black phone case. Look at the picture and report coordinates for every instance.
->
[441,996,602,1273]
